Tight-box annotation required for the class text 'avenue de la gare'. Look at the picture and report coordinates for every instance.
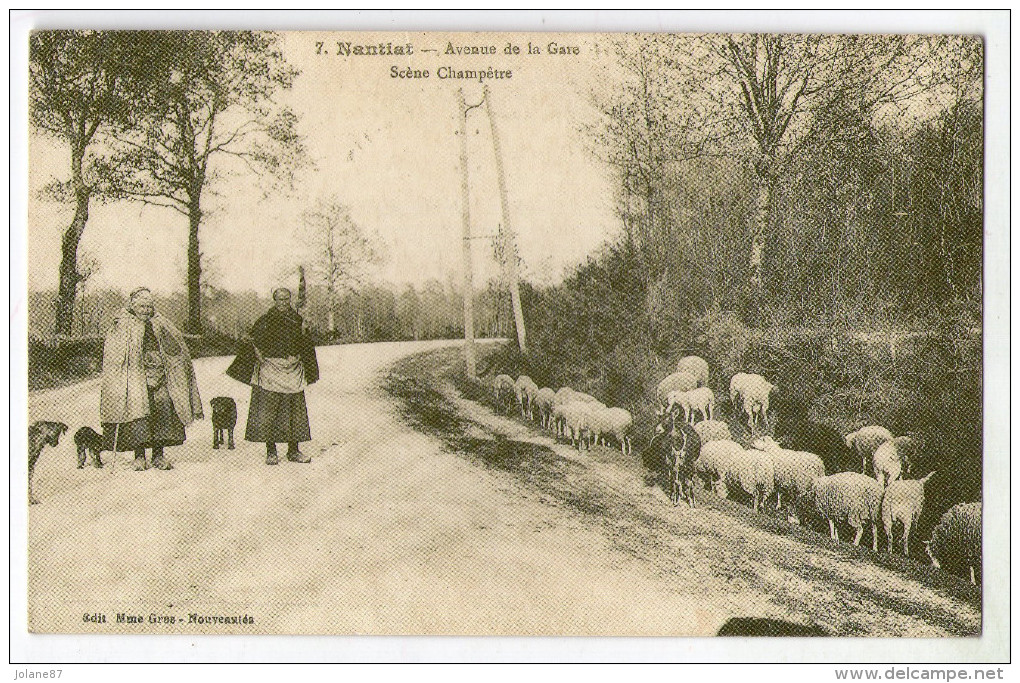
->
[319,40,582,57]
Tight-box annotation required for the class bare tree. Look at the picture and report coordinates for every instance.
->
[299,197,382,337]
[29,31,146,335]
[108,31,306,333]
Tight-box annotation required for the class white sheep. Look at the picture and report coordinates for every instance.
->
[807,472,884,550]
[720,447,776,514]
[872,436,917,489]
[696,439,745,494]
[532,387,556,428]
[587,404,627,453]
[845,425,894,474]
[881,471,935,556]
[514,375,540,419]
[729,372,752,408]
[656,371,699,409]
[571,391,602,405]
[675,355,710,387]
[560,401,594,451]
[693,419,732,445]
[751,435,825,521]
[493,374,516,414]
[667,386,715,424]
[551,388,577,435]
[731,373,774,432]
[925,502,982,585]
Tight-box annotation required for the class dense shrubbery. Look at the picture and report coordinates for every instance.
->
[489,35,983,557]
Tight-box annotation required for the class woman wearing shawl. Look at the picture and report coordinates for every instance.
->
[226,287,319,465]
[100,288,204,471]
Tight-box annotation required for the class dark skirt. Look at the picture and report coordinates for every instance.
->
[245,386,311,443]
[103,384,186,452]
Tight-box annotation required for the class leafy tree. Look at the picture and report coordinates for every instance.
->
[299,196,382,337]
[29,30,147,335]
[108,31,306,333]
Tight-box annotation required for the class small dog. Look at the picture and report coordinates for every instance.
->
[74,426,106,469]
[210,397,237,449]
[28,420,68,505]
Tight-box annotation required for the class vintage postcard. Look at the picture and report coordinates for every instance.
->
[17,19,1006,660]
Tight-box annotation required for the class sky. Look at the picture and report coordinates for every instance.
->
[27,31,624,296]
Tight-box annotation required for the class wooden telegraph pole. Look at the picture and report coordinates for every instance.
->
[483,85,527,354]
[457,89,483,377]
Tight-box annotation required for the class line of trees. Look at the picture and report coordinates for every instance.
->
[30,30,304,335]
[593,33,981,324]
[28,279,518,346]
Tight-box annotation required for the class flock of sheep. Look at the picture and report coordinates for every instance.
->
[488,355,982,586]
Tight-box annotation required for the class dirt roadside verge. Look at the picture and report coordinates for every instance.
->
[383,346,981,637]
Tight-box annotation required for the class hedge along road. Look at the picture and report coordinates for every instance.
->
[26,340,979,636]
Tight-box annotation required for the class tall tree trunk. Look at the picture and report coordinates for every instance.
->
[186,195,203,334]
[54,155,90,336]
[327,284,337,337]
[747,169,773,320]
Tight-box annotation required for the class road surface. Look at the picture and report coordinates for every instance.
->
[26,341,980,636]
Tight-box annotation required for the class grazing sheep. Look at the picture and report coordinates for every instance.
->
[693,419,732,445]
[656,371,699,409]
[729,372,753,408]
[696,439,745,494]
[675,355,710,387]
[777,416,856,475]
[720,447,776,514]
[551,388,577,434]
[667,387,715,424]
[872,436,917,489]
[514,375,540,419]
[571,391,602,404]
[845,425,894,474]
[493,375,516,414]
[602,407,634,455]
[561,401,594,451]
[925,502,982,585]
[731,373,774,432]
[532,387,556,429]
[752,436,825,521]
[882,472,935,556]
[665,414,701,507]
[807,472,884,550]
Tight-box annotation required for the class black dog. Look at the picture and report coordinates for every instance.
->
[74,426,106,469]
[28,421,68,505]
[210,397,237,449]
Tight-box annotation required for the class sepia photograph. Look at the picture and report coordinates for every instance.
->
[11,9,1009,667]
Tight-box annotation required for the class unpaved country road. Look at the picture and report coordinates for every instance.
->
[27,341,980,636]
